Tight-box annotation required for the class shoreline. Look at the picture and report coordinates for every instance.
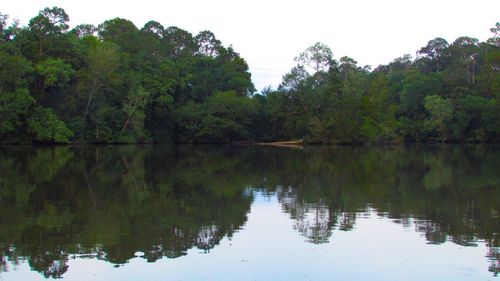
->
[1,140,498,146]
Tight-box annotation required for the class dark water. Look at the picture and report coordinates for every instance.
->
[0,145,498,280]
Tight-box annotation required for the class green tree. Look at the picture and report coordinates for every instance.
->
[28,107,73,143]
[36,58,74,90]
[195,30,222,57]
[120,86,151,141]
[423,95,454,140]
[482,99,500,140]
[162,26,197,59]
[417,37,449,72]
[26,7,70,60]
[0,89,35,141]
[78,42,120,126]
[448,37,480,85]
[294,42,334,73]
[70,24,97,38]
[176,91,256,143]
[0,48,33,93]
[98,18,140,55]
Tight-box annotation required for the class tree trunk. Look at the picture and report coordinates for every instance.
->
[121,100,139,132]
[121,117,131,132]
[96,120,99,140]
[83,79,102,123]
[39,39,43,58]
[472,61,476,85]
[83,93,93,122]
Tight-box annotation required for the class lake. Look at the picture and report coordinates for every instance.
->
[0,145,498,280]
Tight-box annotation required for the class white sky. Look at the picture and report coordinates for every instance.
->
[2,0,499,91]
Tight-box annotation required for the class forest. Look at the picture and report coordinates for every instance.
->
[0,7,499,144]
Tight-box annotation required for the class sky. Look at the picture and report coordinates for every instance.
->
[2,0,499,91]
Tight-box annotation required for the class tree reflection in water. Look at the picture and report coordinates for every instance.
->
[277,188,334,244]
[0,145,498,277]
[0,146,253,277]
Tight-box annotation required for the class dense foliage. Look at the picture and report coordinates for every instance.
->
[262,32,500,143]
[0,8,499,143]
[0,7,254,143]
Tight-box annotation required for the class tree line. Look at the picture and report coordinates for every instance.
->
[0,7,499,144]
[265,32,500,144]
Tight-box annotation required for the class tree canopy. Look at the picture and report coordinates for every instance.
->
[0,8,498,143]
[0,7,254,144]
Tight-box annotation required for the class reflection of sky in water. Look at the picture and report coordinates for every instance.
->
[1,191,493,281]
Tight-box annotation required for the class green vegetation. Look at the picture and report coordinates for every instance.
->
[0,8,499,143]
[263,35,500,143]
[0,7,254,144]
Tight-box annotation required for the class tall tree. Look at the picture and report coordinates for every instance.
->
[78,42,120,131]
[418,37,449,71]
[294,42,334,73]
[27,7,70,60]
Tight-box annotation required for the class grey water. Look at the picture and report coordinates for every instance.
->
[0,145,498,280]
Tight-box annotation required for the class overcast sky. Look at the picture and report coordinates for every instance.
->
[3,0,499,91]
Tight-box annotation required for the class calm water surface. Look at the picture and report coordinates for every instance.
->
[0,145,498,280]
